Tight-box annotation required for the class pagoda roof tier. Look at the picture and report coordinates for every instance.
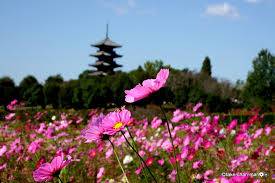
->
[89,71,108,76]
[90,51,122,58]
[89,61,122,68]
[92,37,122,48]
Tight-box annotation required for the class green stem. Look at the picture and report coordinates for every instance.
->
[57,176,64,183]
[121,131,158,183]
[108,139,130,183]
[159,104,181,183]
[126,126,149,183]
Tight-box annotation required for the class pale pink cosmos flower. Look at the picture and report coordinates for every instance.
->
[183,135,190,146]
[181,146,189,159]
[151,117,162,129]
[252,128,263,139]
[264,126,271,135]
[203,170,213,180]
[33,154,71,182]
[101,108,132,136]
[168,170,177,182]
[5,113,15,121]
[28,138,43,154]
[7,99,18,111]
[171,109,185,123]
[193,160,203,169]
[105,148,113,159]
[0,163,7,171]
[125,69,169,103]
[97,167,105,179]
[193,102,202,112]
[0,145,7,157]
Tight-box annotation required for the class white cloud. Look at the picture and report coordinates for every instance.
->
[98,0,156,16]
[245,0,262,3]
[98,0,136,15]
[205,2,239,18]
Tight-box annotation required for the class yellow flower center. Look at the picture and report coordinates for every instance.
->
[113,122,123,130]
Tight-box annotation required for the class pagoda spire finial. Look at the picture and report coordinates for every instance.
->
[106,23,109,38]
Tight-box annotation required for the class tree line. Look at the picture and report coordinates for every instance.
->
[0,49,274,112]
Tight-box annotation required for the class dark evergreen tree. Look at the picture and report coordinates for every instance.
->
[19,75,39,100]
[242,49,275,111]
[0,77,17,107]
[201,56,212,77]
[44,75,64,108]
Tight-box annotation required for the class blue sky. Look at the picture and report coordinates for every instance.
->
[0,0,274,84]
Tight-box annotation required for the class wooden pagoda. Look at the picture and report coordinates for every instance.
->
[89,25,122,75]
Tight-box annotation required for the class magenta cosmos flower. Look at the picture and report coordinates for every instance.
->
[102,108,132,136]
[81,114,106,143]
[125,69,169,103]
[33,154,71,182]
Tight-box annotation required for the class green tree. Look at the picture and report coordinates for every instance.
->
[143,60,164,77]
[23,84,45,108]
[243,49,275,111]
[59,80,78,108]
[201,56,212,77]
[44,75,64,108]
[0,77,17,107]
[19,75,43,105]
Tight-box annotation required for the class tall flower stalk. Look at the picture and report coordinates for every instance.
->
[126,126,149,183]
[108,139,130,183]
[121,131,158,183]
[160,104,181,183]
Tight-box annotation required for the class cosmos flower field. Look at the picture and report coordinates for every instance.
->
[0,69,274,183]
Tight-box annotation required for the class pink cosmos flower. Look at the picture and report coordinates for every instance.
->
[171,109,185,123]
[0,163,7,171]
[0,145,7,157]
[168,170,177,182]
[88,148,97,159]
[97,167,105,179]
[151,117,162,128]
[101,108,132,136]
[7,99,18,111]
[28,138,43,154]
[81,114,106,143]
[193,160,203,169]
[264,126,271,135]
[105,148,113,159]
[33,154,71,182]
[227,119,237,131]
[5,113,15,121]
[157,159,164,166]
[193,102,202,112]
[125,69,169,103]
[252,128,263,139]
[204,170,213,180]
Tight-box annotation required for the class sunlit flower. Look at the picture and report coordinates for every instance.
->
[123,155,133,165]
[97,167,105,179]
[0,145,7,157]
[193,102,202,112]
[125,69,169,103]
[81,114,107,143]
[193,160,203,169]
[33,154,71,182]
[5,113,15,121]
[101,109,132,136]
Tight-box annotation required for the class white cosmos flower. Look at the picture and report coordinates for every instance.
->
[123,155,133,165]
[51,115,56,121]
[230,130,236,136]
[219,128,225,135]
